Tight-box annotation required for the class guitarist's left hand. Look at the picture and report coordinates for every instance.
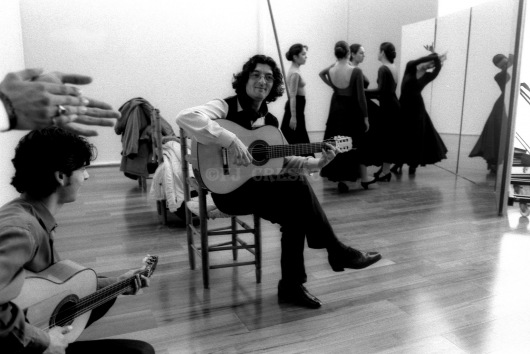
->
[118,268,150,295]
[317,143,338,169]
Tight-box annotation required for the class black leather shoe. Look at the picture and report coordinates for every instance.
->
[278,280,322,309]
[376,172,392,182]
[328,247,382,272]
[360,178,377,190]
[390,164,403,174]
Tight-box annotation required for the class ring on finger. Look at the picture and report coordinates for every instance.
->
[56,105,67,117]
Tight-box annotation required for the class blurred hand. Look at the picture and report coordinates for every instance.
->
[0,68,84,130]
[228,138,252,166]
[289,117,297,130]
[36,71,120,136]
[118,268,150,295]
[439,51,448,63]
[43,326,71,354]
[364,118,370,132]
[317,143,338,169]
[0,69,120,136]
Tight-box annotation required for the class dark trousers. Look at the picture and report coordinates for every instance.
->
[212,174,342,284]
[65,298,155,354]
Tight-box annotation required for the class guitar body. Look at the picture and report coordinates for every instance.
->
[12,260,97,343]
[193,120,286,194]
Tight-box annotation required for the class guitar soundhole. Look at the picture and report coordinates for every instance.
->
[249,140,269,166]
[50,294,79,328]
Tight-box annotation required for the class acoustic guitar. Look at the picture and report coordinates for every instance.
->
[12,255,158,343]
[190,119,353,194]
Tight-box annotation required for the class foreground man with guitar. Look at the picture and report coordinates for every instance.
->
[0,127,155,353]
[176,54,381,309]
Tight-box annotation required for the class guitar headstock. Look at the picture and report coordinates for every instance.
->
[141,255,159,278]
[325,136,353,152]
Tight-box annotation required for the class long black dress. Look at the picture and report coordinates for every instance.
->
[399,53,447,166]
[280,71,313,157]
[468,69,510,168]
[366,65,401,164]
[280,96,313,154]
[320,67,368,182]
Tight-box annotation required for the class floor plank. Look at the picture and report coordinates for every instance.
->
[52,164,530,353]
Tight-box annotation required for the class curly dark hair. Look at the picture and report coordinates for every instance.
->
[232,54,284,103]
[11,126,96,199]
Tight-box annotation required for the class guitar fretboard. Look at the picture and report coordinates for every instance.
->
[265,142,335,158]
[51,268,151,329]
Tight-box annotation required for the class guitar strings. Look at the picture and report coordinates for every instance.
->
[43,284,136,330]
[36,269,150,331]
[248,141,343,154]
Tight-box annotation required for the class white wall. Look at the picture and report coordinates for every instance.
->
[18,0,439,165]
[0,0,26,206]
[20,0,260,165]
[438,0,499,16]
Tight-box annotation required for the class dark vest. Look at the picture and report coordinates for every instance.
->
[224,95,279,129]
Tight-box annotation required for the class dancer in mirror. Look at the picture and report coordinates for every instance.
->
[469,53,513,173]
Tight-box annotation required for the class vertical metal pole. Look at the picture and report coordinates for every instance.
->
[498,0,527,215]
[266,0,290,100]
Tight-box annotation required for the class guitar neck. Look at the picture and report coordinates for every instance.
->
[268,142,331,158]
[73,270,148,318]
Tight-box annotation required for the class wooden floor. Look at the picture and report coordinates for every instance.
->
[55,164,530,354]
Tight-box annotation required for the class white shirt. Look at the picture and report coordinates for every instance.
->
[176,98,321,174]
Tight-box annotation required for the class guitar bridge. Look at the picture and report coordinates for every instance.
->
[222,148,229,175]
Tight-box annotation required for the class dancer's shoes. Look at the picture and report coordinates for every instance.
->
[377,173,392,182]
[390,164,403,174]
[278,280,322,309]
[328,247,382,272]
[360,178,377,190]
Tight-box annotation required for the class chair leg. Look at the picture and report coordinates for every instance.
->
[185,204,195,270]
[200,211,210,289]
[231,217,238,261]
[254,215,262,284]
[161,199,167,225]
[138,176,147,191]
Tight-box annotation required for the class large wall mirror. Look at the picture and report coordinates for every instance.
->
[401,0,521,214]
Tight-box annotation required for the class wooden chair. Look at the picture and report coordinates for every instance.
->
[151,109,168,224]
[179,128,262,289]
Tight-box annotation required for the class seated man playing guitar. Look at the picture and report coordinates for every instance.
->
[176,54,382,309]
[0,127,155,354]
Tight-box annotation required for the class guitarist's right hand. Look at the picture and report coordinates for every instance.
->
[44,326,72,354]
[228,138,252,166]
